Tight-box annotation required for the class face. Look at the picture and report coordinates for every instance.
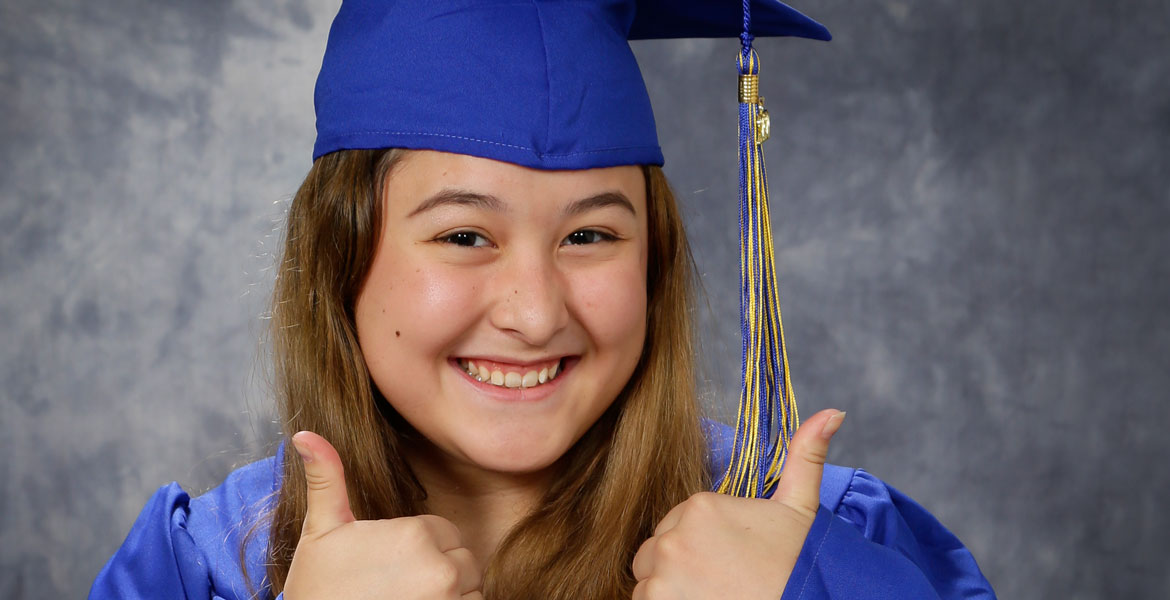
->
[354,150,648,477]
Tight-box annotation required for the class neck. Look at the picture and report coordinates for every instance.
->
[405,444,554,563]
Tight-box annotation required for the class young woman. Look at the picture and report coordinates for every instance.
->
[90,2,995,599]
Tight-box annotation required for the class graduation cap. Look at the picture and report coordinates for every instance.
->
[314,0,830,498]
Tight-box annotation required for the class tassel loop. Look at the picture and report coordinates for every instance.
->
[736,47,761,77]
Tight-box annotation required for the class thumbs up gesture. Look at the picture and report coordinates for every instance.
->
[283,432,484,600]
[630,409,846,599]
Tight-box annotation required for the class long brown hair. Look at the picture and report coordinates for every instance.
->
[262,149,708,599]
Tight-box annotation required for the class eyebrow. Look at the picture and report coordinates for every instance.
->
[407,189,504,218]
[407,188,637,218]
[563,191,637,217]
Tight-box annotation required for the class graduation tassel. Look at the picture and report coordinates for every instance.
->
[713,25,800,499]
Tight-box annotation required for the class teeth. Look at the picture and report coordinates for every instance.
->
[460,358,565,389]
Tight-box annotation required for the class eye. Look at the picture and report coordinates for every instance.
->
[562,229,616,246]
[438,231,491,248]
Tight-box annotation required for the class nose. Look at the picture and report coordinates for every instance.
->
[488,248,569,347]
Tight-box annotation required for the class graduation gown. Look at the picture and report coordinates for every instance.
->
[89,432,996,599]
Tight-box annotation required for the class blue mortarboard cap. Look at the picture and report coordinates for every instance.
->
[312,0,829,167]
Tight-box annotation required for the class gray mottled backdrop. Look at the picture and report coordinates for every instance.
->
[2,1,1167,598]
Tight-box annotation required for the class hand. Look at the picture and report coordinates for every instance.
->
[283,431,483,600]
[631,409,846,599]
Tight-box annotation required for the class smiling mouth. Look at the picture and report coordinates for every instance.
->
[455,357,566,389]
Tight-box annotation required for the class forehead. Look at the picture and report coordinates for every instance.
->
[385,150,646,212]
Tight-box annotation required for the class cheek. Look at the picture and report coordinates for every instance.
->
[568,260,648,356]
[355,254,483,377]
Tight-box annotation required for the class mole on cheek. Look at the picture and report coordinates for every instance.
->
[396,330,401,337]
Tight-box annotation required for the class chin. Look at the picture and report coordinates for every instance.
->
[452,427,575,475]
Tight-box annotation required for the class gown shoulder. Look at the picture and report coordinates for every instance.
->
[785,465,997,599]
[88,446,283,600]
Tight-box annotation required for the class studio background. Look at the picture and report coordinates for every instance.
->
[2,1,1167,598]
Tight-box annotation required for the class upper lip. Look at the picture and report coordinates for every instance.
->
[455,355,570,368]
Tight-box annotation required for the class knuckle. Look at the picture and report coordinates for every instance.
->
[682,491,723,521]
[655,531,686,561]
[688,491,719,511]
[392,516,430,545]
[303,471,334,492]
[643,577,669,599]
[429,559,460,592]
[798,444,829,465]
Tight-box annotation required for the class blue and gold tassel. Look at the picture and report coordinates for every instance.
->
[713,17,800,499]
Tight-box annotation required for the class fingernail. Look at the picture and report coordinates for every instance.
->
[820,411,846,439]
[291,433,314,464]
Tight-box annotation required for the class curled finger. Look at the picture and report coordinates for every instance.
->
[443,547,483,594]
[631,535,659,581]
[413,514,465,552]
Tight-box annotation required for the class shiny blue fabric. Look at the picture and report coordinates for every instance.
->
[89,445,282,600]
[311,0,829,167]
[90,427,996,599]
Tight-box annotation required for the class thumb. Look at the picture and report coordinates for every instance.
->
[769,409,846,518]
[290,430,356,539]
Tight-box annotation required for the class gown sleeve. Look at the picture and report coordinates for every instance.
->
[781,466,997,600]
[88,483,213,599]
[89,450,282,600]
